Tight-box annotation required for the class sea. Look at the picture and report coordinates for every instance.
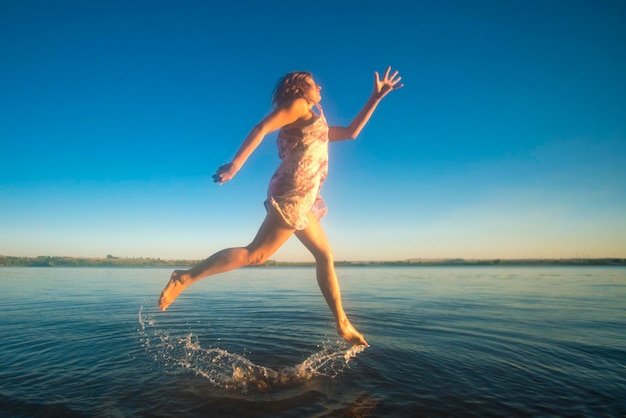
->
[0,266,624,417]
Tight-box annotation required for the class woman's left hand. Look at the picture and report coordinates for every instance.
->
[212,162,239,184]
[373,66,404,99]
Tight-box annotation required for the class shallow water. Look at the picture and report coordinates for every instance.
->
[0,266,625,417]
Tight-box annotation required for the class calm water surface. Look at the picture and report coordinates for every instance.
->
[0,266,625,417]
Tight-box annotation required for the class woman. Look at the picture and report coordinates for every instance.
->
[159,67,403,346]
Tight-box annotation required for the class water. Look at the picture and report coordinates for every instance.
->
[0,266,625,417]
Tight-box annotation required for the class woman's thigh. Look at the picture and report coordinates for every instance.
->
[294,212,332,260]
[247,205,296,259]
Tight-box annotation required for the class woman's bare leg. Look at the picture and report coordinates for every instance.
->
[295,212,368,346]
[158,207,295,311]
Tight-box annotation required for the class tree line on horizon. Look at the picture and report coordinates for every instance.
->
[0,255,624,268]
[0,255,201,268]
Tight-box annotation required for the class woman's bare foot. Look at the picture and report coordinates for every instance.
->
[158,270,188,311]
[337,317,369,346]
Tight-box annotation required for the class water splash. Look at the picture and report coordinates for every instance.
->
[138,306,364,393]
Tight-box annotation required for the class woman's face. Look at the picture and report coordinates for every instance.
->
[304,76,322,103]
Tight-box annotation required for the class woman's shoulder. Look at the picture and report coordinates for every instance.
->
[279,98,318,129]
[277,97,311,113]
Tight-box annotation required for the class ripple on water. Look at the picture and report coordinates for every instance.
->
[137,305,366,395]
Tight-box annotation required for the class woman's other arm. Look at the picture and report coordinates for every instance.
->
[213,98,311,184]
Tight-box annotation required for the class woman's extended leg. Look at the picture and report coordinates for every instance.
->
[158,207,295,311]
[295,212,368,346]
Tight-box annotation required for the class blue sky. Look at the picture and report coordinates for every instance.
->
[1,0,625,261]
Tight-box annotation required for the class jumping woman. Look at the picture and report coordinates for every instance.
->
[159,67,403,346]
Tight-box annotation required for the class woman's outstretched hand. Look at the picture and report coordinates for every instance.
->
[373,66,404,100]
[212,162,239,184]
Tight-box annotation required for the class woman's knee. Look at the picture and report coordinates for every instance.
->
[313,248,334,264]
[245,246,270,266]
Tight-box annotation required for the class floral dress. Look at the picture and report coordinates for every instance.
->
[266,104,329,230]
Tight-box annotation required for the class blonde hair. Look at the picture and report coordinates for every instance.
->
[272,71,313,108]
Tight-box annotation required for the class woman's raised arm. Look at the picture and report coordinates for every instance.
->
[328,66,403,142]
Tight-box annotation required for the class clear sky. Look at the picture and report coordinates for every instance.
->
[1,0,625,261]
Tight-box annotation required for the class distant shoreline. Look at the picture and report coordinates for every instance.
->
[1,255,624,268]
